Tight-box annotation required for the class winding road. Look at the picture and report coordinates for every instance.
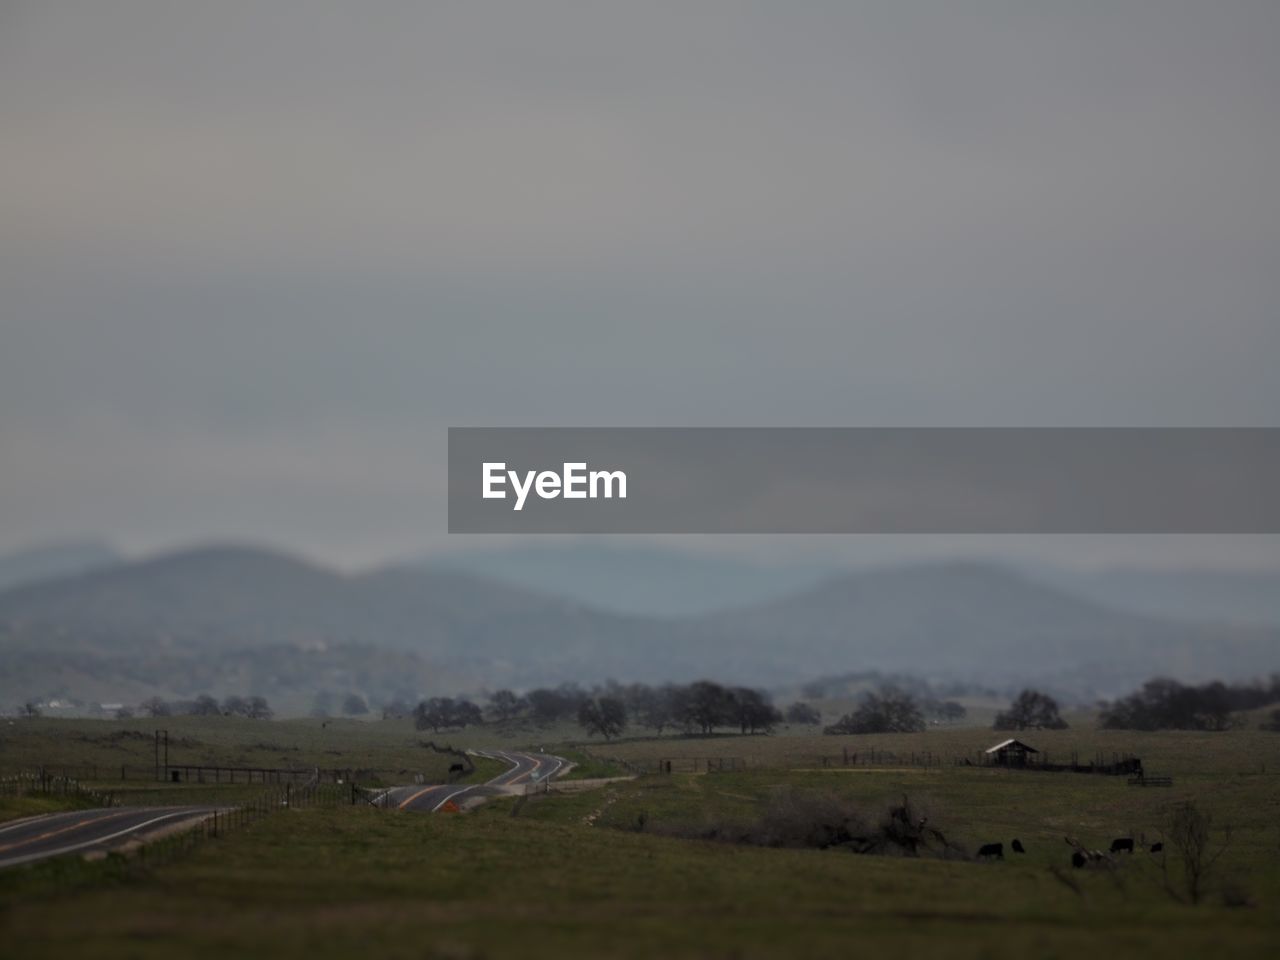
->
[0,750,568,869]
[0,805,222,869]
[380,750,567,812]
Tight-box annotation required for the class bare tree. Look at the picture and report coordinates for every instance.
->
[578,696,627,741]
[487,689,526,722]
[1162,801,1231,905]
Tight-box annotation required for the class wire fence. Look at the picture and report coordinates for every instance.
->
[0,772,115,806]
[137,779,359,866]
[582,746,1148,777]
[2,763,403,785]
[591,747,949,775]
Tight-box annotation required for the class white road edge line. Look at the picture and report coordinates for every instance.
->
[0,809,217,869]
[0,807,123,836]
[429,785,477,812]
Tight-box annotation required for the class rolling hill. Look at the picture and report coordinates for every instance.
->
[0,546,1275,709]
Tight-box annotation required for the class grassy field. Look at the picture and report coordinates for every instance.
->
[0,715,480,783]
[596,725,1280,777]
[1,719,1278,957]
[2,775,1277,959]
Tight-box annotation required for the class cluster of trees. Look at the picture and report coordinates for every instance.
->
[820,686,969,735]
[455,680,788,742]
[994,689,1068,731]
[1099,676,1280,731]
[824,686,927,734]
[127,694,273,720]
[412,696,485,732]
[801,670,993,703]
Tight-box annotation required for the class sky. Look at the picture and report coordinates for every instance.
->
[1,2,1278,569]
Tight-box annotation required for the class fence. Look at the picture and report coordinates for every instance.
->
[0,772,115,806]
[590,747,947,776]
[588,746,1152,776]
[958,750,1145,776]
[127,780,342,870]
[1127,774,1174,787]
[2,763,416,786]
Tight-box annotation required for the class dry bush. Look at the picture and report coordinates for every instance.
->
[640,788,965,859]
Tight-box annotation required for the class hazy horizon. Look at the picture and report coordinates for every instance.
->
[3,2,1278,571]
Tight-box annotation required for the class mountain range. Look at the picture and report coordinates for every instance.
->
[0,543,1275,712]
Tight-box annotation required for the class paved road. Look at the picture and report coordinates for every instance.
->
[381,750,567,812]
[0,751,567,867]
[0,805,221,869]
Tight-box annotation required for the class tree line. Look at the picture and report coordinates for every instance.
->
[31,672,1278,736]
[117,694,275,720]
[1098,675,1280,732]
[400,681,795,741]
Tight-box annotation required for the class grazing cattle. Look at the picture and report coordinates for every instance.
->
[1109,837,1135,854]
[1071,850,1087,869]
[448,762,466,775]
[1150,842,1163,853]
[1011,838,1026,854]
[976,842,1004,860]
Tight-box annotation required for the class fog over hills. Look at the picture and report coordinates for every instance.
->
[422,544,1280,628]
[418,544,832,618]
[0,544,1276,711]
[0,539,122,592]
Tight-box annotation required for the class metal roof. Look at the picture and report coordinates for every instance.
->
[985,738,1039,754]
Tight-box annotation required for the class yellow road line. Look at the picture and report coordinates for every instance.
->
[0,809,136,854]
[396,786,439,810]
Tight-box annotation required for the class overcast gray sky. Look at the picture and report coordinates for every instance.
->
[2,2,1278,568]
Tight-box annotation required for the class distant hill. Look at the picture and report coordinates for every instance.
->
[0,539,122,592]
[693,562,1278,698]
[417,543,832,617]
[1042,566,1280,628]
[0,546,1275,709]
[0,545,691,705]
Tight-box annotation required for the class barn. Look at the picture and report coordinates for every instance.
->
[985,738,1039,767]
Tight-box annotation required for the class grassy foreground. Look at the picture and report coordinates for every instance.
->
[2,720,1278,957]
[2,767,1278,959]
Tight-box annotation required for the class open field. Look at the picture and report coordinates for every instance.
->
[1,719,1278,957]
[596,725,1280,777]
[0,716,476,784]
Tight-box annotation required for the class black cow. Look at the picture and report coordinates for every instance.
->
[1071,850,1087,869]
[1150,842,1163,853]
[448,762,466,775]
[1011,838,1026,854]
[1109,837,1135,854]
[976,842,1004,860]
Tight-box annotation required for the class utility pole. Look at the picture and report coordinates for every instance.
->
[154,729,169,781]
